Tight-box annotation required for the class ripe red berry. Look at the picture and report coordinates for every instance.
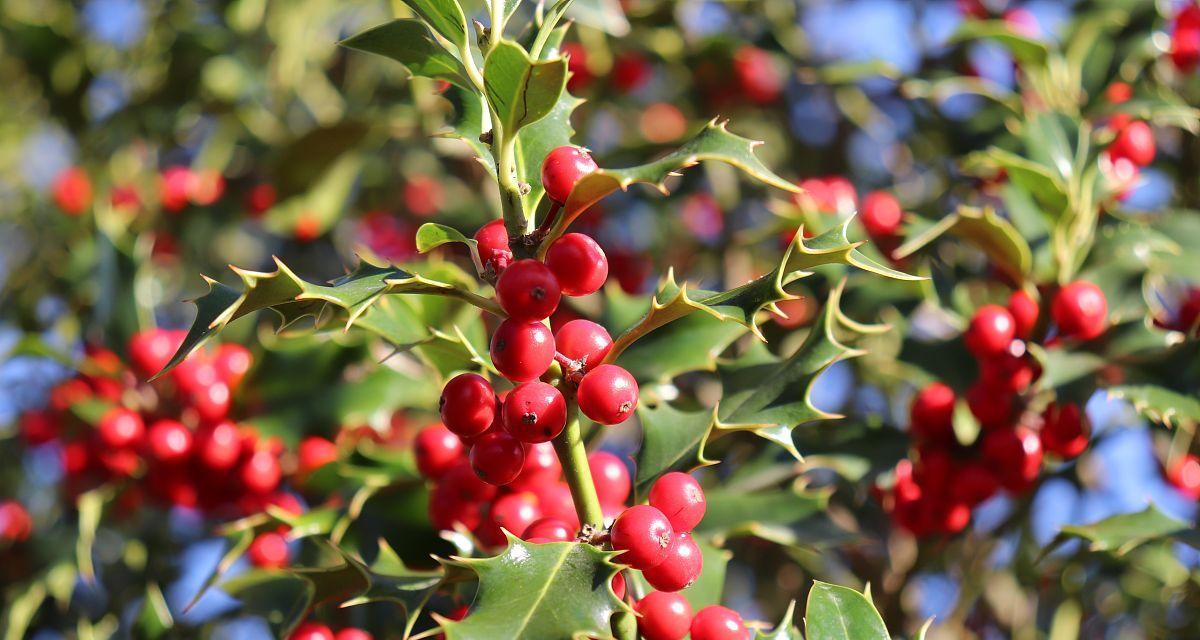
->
[416,424,465,479]
[247,531,291,568]
[523,516,574,542]
[1040,402,1089,459]
[496,259,562,321]
[541,146,598,204]
[470,431,526,485]
[611,505,674,570]
[554,320,613,369]
[1109,120,1155,167]
[490,320,555,382]
[196,421,243,471]
[241,449,283,494]
[860,191,903,238]
[146,419,193,463]
[186,379,232,422]
[1052,281,1108,340]
[978,349,1036,394]
[530,481,578,528]
[966,380,1013,428]
[965,305,1016,358]
[950,461,1000,506]
[334,630,373,640]
[489,492,543,539]
[503,382,568,443]
[51,167,93,215]
[213,343,253,388]
[648,472,706,533]
[634,591,693,640]
[128,328,185,377]
[577,365,638,425]
[297,437,338,477]
[509,441,562,491]
[981,426,1043,493]
[289,622,334,640]
[99,408,145,449]
[20,410,60,445]
[690,605,747,640]
[545,233,609,297]
[1007,289,1039,339]
[1167,454,1200,500]
[440,373,497,437]
[641,532,702,592]
[588,450,631,506]
[474,220,513,274]
[732,45,782,105]
[909,382,955,442]
[0,501,32,541]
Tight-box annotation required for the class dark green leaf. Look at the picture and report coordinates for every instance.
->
[804,581,888,640]
[342,540,443,638]
[1106,385,1200,429]
[483,41,568,137]
[1044,504,1200,558]
[696,488,829,537]
[340,19,471,88]
[221,572,315,638]
[633,403,716,500]
[895,205,1031,283]
[399,0,469,51]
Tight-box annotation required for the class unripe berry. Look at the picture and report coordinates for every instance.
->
[440,373,497,437]
[909,382,955,442]
[146,419,193,463]
[474,220,512,274]
[610,505,673,570]
[247,531,290,568]
[554,320,613,369]
[490,320,555,382]
[588,450,631,506]
[503,382,568,443]
[415,424,465,479]
[523,516,574,542]
[981,426,1043,493]
[1007,289,1039,339]
[633,591,692,640]
[1109,120,1155,167]
[860,191,903,238]
[496,259,562,321]
[545,233,608,297]
[1052,281,1108,340]
[964,305,1015,358]
[509,441,562,491]
[470,431,525,485]
[289,623,334,640]
[98,408,145,449]
[1040,402,1089,459]
[577,364,638,425]
[648,472,706,533]
[241,449,283,494]
[297,437,338,477]
[489,491,543,538]
[541,146,598,204]
[641,532,702,592]
[690,605,748,640]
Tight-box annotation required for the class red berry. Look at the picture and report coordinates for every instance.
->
[241,449,282,494]
[489,491,543,539]
[588,451,631,506]
[1007,290,1039,339]
[442,461,499,503]
[213,343,253,388]
[496,259,562,321]
[950,461,1000,506]
[20,410,60,445]
[611,570,627,600]
[545,233,608,297]
[554,320,613,369]
[530,481,578,528]
[197,421,243,471]
[1040,402,1089,459]
[648,472,706,533]
[1109,120,1155,167]
[247,183,276,215]
[188,380,232,422]
[541,146,598,204]
[634,590,692,640]
[440,374,497,437]
[297,437,338,476]
[1052,281,1108,340]
[641,532,702,592]
[470,431,526,486]
[146,419,193,463]
[128,329,185,377]
[611,505,674,570]
[1167,454,1200,500]
[159,166,192,212]
[978,349,1036,394]
[860,191,903,238]
[503,382,568,443]
[490,320,555,382]
[416,424,465,479]
[981,426,1043,493]
[0,501,32,541]
[966,380,1013,428]
[577,365,638,425]
[335,630,373,640]
[909,382,955,442]
[732,45,782,105]
[289,623,334,640]
[474,220,512,274]
[247,531,290,568]
[690,605,747,640]
[964,305,1015,358]
[938,499,973,534]
[611,51,652,93]
[98,408,145,449]
[523,516,574,542]
[509,441,562,491]
[1104,82,1132,104]
[51,167,93,215]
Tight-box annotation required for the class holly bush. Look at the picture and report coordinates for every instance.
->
[4,0,1200,638]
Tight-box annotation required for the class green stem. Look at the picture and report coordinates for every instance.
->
[553,406,605,529]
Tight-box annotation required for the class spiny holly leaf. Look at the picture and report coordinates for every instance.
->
[517,89,584,213]
[948,19,1049,66]
[617,311,747,382]
[1106,385,1200,429]
[290,545,372,607]
[783,218,920,281]
[964,148,1067,212]
[398,0,469,51]
[756,601,802,640]
[1042,504,1200,559]
[894,205,1032,283]
[339,19,471,88]
[696,488,830,539]
[156,258,494,377]
[439,534,629,640]
[221,571,315,638]
[483,41,568,137]
[804,581,889,640]
[633,403,717,500]
[342,540,444,637]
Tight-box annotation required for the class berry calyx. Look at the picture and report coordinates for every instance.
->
[503,381,568,443]
[415,424,465,480]
[576,364,638,425]
[1052,281,1108,340]
[648,472,706,533]
[909,382,955,442]
[490,320,556,382]
[523,517,574,542]
[545,233,609,297]
[641,532,702,592]
[496,259,562,321]
[610,505,674,570]
[474,220,513,275]
[690,605,748,640]
[633,591,693,640]
[99,408,145,449]
[588,450,631,506]
[964,305,1016,358]
[469,431,525,485]
[554,320,613,369]
[860,191,903,238]
[146,419,193,463]
[541,146,598,204]
[440,373,497,437]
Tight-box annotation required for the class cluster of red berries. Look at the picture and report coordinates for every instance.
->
[49,165,228,217]
[635,594,748,640]
[287,622,372,640]
[17,329,296,518]
[1100,107,1156,200]
[610,471,707,596]
[1170,3,1200,73]
[0,500,32,543]
[878,282,1108,536]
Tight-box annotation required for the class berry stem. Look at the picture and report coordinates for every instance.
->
[553,404,605,529]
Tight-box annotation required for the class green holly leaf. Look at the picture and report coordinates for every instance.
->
[483,41,568,138]
[416,223,477,254]
[340,19,471,88]
[342,540,444,638]
[1106,385,1200,429]
[133,583,173,639]
[617,312,747,382]
[439,535,629,640]
[440,88,496,174]
[517,88,584,213]
[633,403,717,500]
[804,581,889,640]
[221,571,315,638]
[949,20,1049,66]
[695,488,829,539]
[755,601,802,640]
[964,148,1067,213]
[398,0,469,51]
[894,205,1032,283]
[1042,504,1200,558]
